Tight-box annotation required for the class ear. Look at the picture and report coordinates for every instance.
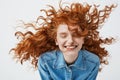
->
[82,37,85,44]
[82,40,84,44]
[55,39,58,45]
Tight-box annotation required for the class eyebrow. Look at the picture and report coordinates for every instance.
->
[59,32,67,35]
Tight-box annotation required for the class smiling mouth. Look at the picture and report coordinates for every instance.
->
[64,45,78,50]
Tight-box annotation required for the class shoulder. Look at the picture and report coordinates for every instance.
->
[38,50,57,63]
[81,50,100,64]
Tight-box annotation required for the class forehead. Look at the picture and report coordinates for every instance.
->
[57,24,80,33]
[57,24,68,32]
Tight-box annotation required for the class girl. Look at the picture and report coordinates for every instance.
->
[10,2,116,80]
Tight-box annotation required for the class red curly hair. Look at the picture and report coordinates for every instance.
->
[10,2,116,70]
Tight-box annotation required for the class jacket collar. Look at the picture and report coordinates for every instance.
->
[71,50,86,70]
[53,50,86,70]
[53,50,67,69]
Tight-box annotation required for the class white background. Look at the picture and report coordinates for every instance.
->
[0,0,120,80]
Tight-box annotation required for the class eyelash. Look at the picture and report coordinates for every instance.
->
[60,33,79,38]
[72,33,78,37]
[60,34,67,38]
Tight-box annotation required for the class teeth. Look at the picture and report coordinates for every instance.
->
[64,45,77,48]
[67,46,75,48]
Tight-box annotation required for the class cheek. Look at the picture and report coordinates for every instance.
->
[77,38,84,44]
[56,37,67,47]
[57,39,65,45]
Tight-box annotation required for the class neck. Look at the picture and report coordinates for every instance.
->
[63,52,78,65]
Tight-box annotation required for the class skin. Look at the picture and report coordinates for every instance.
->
[55,23,84,64]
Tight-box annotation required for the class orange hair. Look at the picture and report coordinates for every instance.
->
[10,2,116,70]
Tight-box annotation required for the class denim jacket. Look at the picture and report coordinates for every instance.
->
[38,50,100,80]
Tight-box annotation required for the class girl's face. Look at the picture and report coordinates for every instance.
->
[56,24,84,55]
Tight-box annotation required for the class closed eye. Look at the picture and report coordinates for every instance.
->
[60,33,67,38]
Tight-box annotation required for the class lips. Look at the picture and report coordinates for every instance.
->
[64,45,78,50]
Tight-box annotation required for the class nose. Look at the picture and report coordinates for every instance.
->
[67,35,74,44]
